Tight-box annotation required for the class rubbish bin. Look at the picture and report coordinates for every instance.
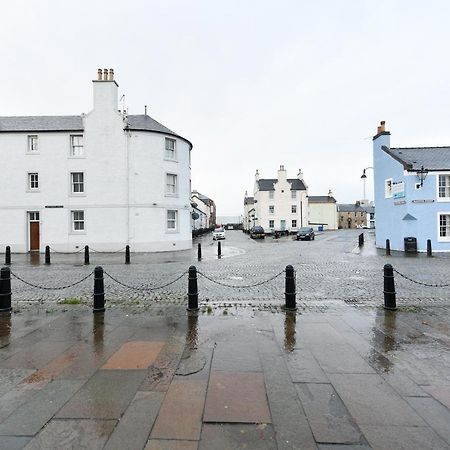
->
[404,237,417,253]
[318,225,324,232]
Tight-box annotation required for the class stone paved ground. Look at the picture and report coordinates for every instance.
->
[1,230,450,449]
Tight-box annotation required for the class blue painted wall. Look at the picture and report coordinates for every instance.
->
[373,133,450,252]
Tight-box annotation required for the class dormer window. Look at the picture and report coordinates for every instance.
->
[269,191,274,199]
[70,135,84,157]
[291,191,297,199]
[28,135,38,153]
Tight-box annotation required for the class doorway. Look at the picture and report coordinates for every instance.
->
[29,211,40,252]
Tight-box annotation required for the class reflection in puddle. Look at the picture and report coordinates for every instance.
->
[93,312,105,355]
[186,312,199,353]
[284,311,296,352]
[369,310,398,373]
[0,313,12,346]
[28,252,41,266]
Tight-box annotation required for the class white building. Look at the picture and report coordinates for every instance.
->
[191,190,216,230]
[248,166,309,233]
[308,191,338,230]
[0,69,193,253]
[243,194,255,232]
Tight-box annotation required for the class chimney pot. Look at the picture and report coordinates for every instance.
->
[97,69,102,80]
[377,126,381,134]
[380,121,385,132]
[109,68,114,80]
[103,68,108,80]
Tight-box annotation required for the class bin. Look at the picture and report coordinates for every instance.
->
[318,225,324,232]
[404,237,417,253]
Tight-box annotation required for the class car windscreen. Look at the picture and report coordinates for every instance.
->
[298,228,312,232]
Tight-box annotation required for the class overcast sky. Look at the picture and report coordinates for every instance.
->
[2,1,450,216]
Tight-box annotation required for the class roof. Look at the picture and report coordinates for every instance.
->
[244,196,255,205]
[337,203,373,213]
[192,191,214,206]
[257,178,306,191]
[308,196,336,203]
[0,114,192,148]
[383,145,450,171]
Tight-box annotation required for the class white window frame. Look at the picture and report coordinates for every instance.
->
[71,210,85,233]
[437,212,450,242]
[27,135,38,153]
[165,173,178,196]
[436,173,450,202]
[292,219,297,228]
[70,135,84,157]
[27,172,39,191]
[167,209,178,232]
[70,172,85,195]
[291,190,297,199]
[385,178,393,198]
[269,205,275,214]
[269,220,274,228]
[165,138,177,160]
[291,205,297,214]
[269,191,274,199]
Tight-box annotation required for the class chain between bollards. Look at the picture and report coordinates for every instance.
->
[386,239,391,256]
[5,246,11,265]
[84,246,90,265]
[187,265,199,311]
[125,245,130,264]
[383,264,397,310]
[218,241,222,258]
[93,266,105,313]
[45,246,51,265]
[0,267,12,313]
[284,264,297,310]
[197,243,202,261]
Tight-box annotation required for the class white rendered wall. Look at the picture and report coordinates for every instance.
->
[308,203,338,230]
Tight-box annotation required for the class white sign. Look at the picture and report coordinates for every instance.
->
[393,181,405,199]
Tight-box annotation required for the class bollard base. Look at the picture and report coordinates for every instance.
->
[0,307,12,314]
[93,307,106,313]
[282,305,297,312]
[383,305,397,311]
[186,306,200,312]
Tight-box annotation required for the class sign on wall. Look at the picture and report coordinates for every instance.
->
[392,181,405,199]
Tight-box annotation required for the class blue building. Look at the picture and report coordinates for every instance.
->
[373,121,450,252]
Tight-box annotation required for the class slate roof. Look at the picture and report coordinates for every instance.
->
[0,114,192,148]
[257,179,306,191]
[192,191,214,206]
[308,196,336,203]
[383,145,450,171]
[337,203,372,213]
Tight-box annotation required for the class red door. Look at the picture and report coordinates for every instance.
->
[29,212,40,251]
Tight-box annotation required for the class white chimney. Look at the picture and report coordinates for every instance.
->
[93,67,119,111]
[297,169,303,181]
[277,165,287,182]
[328,189,333,197]
[255,170,260,181]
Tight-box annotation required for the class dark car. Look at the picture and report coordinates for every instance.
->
[296,227,315,241]
[250,226,265,239]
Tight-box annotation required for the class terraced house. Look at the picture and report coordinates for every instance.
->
[0,69,193,253]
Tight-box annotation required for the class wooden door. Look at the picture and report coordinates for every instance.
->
[30,222,40,251]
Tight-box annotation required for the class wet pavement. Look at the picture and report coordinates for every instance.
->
[1,230,450,449]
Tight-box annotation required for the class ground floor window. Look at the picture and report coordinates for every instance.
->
[292,220,297,228]
[439,213,450,239]
[269,220,274,228]
[71,210,85,231]
[167,210,178,230]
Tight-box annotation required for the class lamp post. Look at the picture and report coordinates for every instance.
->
[416,165,428,187]
[360,167,373,203]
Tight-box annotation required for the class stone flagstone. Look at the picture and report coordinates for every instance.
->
[101,341,165,370]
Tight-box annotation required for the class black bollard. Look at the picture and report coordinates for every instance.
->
[197,243,202,261]
[5,246,11,266]
[358,233,364,247]
[125,245,130,264]
[0,267,12,313]
[187,265,199,311]
[93,266,105,313]
[386,239,391,256]
[427,239,432,257]
[383,264,397,310]
[218,241,222,258]
[284,265,297,310]
[84,246,90,265]
[45,246,51,265]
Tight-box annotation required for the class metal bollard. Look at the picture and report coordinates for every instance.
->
[383,264,397,310]
[197,243,202,261]
[0,267,12,313]
[358,233,364,247]
[84,246,90,265]
[427,239,432,257]
[45,246,51,265]
[218,241,222,258]
[187,265,199,311]
[386,239,391,256]
[284,265,297,310]
[5,246,11,265]
[93,266,105,313]
[125,245,130,264]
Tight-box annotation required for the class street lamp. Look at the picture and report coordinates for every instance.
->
[360,167,373,202]
[416,165,428,187]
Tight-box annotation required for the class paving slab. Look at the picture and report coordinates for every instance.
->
[0,383,42,423]
[176,347,213,380]
[151,379,207,441]
[0,368,36,397]
[23,419,116,450]
[145,440,198,450]
[211,342,261,372]
[101,341,165,370]
[360,425,449,450]
[317,445,371,450]
[285,349,329,383]
[422,385,450,409]
[199,423,277,450]
[295,383,363,444]
[0,380,84,436]
[0,436,32,450]
[329,373,426,427]
[103,391,164,450]
[56,370,145,419]
[203,371,271,423]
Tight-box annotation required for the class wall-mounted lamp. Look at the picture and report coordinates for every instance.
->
[416,166,428,187]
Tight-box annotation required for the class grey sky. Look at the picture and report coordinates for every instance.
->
[2,1,450,215]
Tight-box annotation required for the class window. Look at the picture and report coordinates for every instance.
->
[28,135,38,152]
[71,172,84,193]
[438,175,450,199]
[72,210,85,231]
[29,212,39,221]
[269,191,274,199]
[269,205,274,214]
[439,214,450,240]
[269,220,274,228]
[28,173,39,190]
[292,219,297,228]
[166,173,177,195]
[385,178,393,198]
[167,210,178,230]
[165,138,176,160]
[70,135,84,156]
[291,205,297,214]
[291,191,297,199]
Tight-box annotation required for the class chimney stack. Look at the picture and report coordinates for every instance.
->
[297,169,303,181]
[109,68,114,80]
[255,170,260,181]
[93,68,119,111]
[328,189,333,197]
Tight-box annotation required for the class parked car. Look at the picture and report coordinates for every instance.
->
[250,226,265,239]
[213,227,225,240]
[296,227,315,241]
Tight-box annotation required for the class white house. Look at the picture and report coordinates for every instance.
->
[243,193,255,232]
[0,69,193,253]
[308,191,338,230]
[191,190,216,230]
[249,166,309,233]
